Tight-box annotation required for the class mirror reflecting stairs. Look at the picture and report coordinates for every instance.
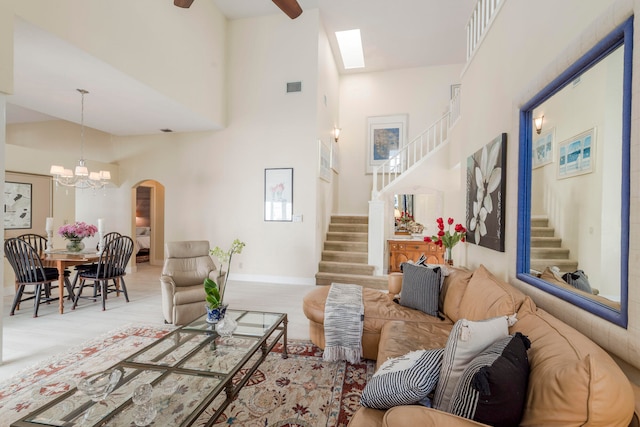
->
[530,216,578,274]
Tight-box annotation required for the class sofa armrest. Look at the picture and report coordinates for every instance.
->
[383,406,489,427]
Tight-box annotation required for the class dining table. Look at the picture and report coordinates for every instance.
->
[43,249,100,314]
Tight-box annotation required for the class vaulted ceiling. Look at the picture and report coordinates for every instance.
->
[7,0,475,136]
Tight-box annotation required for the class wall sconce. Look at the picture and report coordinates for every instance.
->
[333,127,342,142]
[533,115,544,134]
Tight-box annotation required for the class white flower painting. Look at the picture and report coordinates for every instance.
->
[465,134,507,252]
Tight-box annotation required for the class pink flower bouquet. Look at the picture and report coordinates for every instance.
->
[58,221,98,240]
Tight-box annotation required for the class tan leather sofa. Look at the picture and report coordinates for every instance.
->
[302,265,637,426]
[159,240,224,326]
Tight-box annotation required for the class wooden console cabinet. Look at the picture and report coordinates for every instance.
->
[388,239,445,273]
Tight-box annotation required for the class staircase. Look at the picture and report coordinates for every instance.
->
[530,216,578,273]
[315,215,387,290]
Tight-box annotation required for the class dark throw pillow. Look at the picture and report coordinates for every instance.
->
[449,332,531,427]
[360,348,444,410]
[399,263,441,317]
[562,270,593,294]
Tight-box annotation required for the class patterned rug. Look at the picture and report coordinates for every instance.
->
[0,324,375,427]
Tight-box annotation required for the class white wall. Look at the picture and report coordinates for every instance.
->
[338,65,464,215]
[13,0,226,126]
[445,0,640,370]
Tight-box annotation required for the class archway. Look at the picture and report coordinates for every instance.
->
[132,180,165,269]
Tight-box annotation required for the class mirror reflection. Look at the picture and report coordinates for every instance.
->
[529,45,623,310]
[393,193,441,236]
[518,17,631,327]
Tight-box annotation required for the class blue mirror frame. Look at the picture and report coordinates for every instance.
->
[517,17,633,327]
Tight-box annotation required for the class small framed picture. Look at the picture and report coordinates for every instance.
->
[319,140,331,182]
[532,127,554,169]
[264,168,293,222]
[557,128,595,179]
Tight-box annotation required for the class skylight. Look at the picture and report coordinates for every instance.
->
[335,29,365,69]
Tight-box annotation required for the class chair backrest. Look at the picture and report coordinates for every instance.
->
[95,235,134,279]
[4,237,53,284]
[17,233,48,257]
[162,240,216,286]
[100,231,122,251]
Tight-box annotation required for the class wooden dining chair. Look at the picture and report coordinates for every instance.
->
[17,233,74,300]
[73,235,134,311]
[70,231,122,294]
[4,237,60,317]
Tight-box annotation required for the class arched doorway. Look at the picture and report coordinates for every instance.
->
[132,180,165,269]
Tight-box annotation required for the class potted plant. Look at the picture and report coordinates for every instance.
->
[204,277,226,324]
[204,238,246,324]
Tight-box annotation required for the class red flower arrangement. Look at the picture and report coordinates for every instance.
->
[424,217,467,250]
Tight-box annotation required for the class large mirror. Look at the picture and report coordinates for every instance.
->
[517,17,632,327]
[393,193,442,236]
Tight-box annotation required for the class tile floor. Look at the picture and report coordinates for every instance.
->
[0,263,315,382]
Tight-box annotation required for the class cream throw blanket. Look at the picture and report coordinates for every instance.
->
[323,283,364,363]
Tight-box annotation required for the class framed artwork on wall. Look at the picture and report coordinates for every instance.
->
[319,140,332,182]
[3,171,52,238]
[465,133,507,252]
[532,127,555,169]
[264,168,293,222]
[4,181,32,229]
[366,114,407,174]
[331,140,340,173]
[557,128,595,178]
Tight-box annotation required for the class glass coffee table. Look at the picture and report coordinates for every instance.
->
[11,309,288,427]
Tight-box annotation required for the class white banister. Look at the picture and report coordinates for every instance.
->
[466,0,506,62]
[371,111,451,199]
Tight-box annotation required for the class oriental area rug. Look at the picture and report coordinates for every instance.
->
[0,325,375,427]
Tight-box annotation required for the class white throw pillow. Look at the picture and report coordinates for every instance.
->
[432,316,509,412]
[360,348,444,410]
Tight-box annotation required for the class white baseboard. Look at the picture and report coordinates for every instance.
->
[229,273,315,286]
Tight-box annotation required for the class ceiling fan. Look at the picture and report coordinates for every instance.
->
[173,0,303,19]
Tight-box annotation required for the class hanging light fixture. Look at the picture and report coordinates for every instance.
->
[50,89,111,190]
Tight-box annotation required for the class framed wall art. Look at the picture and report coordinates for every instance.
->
[366,114,407,174]
[532,127,555,169]
[264,168,293,222]
[319,140,331,182]
[4,171,53,237]
[465,133,507,252]
[557,128,595,178]
[331,140,340,173]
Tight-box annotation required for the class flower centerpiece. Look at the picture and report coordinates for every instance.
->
[424,217,466,265]
[58,221,98,252]
[204,239,246,324]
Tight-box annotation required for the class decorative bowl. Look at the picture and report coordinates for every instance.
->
[77,368,123,402]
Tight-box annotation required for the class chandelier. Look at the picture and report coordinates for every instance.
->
[50,89,111,190]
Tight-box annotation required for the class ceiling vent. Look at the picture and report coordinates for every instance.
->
[286,81,302,93]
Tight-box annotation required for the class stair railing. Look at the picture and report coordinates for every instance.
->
[372,111,451,199]
[466,0,506,62]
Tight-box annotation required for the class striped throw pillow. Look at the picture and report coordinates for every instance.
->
[399,263,441,316]
[360,348,444,410]
[449,332,531,426]
[433,316,509,412]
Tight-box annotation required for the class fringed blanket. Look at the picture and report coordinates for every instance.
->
[323,283,364,363]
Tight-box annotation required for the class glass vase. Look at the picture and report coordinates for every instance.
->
[444,247,453,266]
[66,238,85,252]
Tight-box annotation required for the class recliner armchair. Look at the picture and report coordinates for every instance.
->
[159,240,225,325]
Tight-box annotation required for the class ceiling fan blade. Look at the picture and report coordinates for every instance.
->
[272,0,303,19]
[174,0,195,8]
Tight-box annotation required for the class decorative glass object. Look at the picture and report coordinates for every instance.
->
[132,383,153,405]
[133,402,157,426]
[77,368,123,402]
[215,315,237,337]
[66,238,85,252]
